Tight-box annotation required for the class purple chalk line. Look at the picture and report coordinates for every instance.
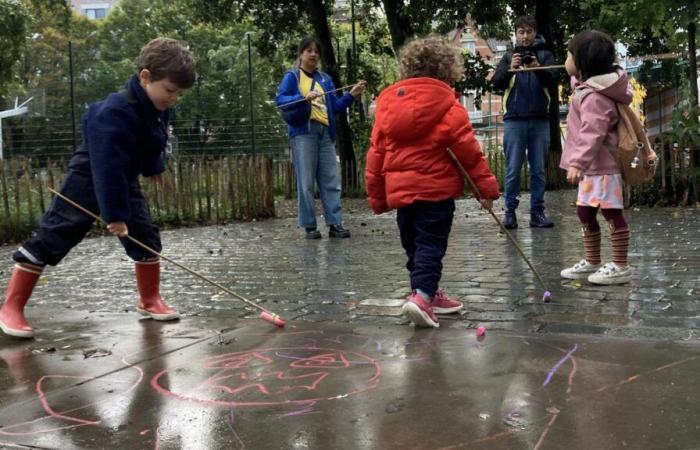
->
[542,344,578,387]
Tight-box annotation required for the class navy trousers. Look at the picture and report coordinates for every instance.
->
[13,170,161,266]
[396,199,455,298]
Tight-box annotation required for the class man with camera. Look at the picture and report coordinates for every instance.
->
[492,15,558,229]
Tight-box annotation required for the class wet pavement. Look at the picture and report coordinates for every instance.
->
[1,190,700,448]
[1,314,700,449]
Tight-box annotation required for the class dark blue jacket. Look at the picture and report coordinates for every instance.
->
[275,67,354,141]
[67,75,168,222]
[491,35,557,121]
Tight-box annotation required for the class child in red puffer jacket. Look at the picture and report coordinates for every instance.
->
[365,36,500,328]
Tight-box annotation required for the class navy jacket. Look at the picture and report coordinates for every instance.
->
[491,35,557,120]
[275,67,354,141]
[67,75,168,222]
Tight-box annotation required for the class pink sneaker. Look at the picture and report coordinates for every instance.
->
[401,292,439,328]
[432,289,463,314]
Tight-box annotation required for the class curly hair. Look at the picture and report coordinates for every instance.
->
[398,36,464,85]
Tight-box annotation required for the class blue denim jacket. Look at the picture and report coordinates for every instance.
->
[275,68,354,141]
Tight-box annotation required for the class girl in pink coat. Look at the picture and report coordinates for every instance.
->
[560,30,633,285]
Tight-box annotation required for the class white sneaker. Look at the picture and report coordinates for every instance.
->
[561,259,601,280]
[587,262,631,285]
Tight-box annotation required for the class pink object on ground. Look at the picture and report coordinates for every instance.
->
[260,311,286,327]
[476,325,486,337]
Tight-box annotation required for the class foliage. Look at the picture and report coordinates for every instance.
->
[0,0,29,98]
[664,81,700,150]
[454,49,493,109]
[629,77,647,121]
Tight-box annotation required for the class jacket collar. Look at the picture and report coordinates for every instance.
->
[127,75,161,120]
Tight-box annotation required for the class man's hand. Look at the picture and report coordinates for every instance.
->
[107,221,128,237]
[566,167,583,184]
[510,53,522,70]
[479,198,493,210]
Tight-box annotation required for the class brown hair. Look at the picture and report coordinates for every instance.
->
[514,16,537,31]
[137,37,196,88]
[398,36,464,85]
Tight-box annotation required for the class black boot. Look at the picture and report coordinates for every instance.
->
[329,224,351,238]
[503,210,518,229]
[305,227,322,239]
[530,210,554,228]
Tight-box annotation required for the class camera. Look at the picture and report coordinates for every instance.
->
[515,47,536,65]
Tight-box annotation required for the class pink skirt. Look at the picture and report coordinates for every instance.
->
[577,174,624,209]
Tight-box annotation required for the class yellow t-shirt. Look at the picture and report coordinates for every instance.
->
[298,70,329,126]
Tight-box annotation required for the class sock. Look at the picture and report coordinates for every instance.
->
[416,289,431,301]
[582,229,601,265]
[610,227,630,267]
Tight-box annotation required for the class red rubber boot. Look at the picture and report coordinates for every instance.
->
[0,264,43,338]
[135,259,179,321]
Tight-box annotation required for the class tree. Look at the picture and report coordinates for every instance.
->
[0,0,29,98]
[186,0,367,189]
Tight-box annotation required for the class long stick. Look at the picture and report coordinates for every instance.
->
[276,84,357,109]
[508,64,565,72]
[47,187,275,315]
[445,150,550,296]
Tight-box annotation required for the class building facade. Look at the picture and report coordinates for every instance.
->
[70,1,118,20]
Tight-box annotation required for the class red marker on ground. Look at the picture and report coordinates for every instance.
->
[260,311,286,327]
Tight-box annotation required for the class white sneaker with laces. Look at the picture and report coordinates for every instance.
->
[587,262,631,285]
[561,259,601,280]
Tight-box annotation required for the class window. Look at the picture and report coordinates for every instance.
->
[84,8,107,19]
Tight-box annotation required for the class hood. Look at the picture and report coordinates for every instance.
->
[375,78,456,141]
[576,69,632,104]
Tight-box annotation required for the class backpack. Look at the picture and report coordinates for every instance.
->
[577,88,657,186]
[613,103,657,186]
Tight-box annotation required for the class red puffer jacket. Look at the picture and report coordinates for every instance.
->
[365,77,499,214]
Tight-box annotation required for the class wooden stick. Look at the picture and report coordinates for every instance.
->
[445,149,549,293]
[508,64,566,72]
[276,84,357,109]
[47,187,277,315]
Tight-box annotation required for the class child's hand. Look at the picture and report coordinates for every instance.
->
[305,91,320,102]
[566,167,583,184]
[479,198,493,210]
[107,221,128,237]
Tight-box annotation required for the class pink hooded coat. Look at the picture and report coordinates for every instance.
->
[560,70,633,175]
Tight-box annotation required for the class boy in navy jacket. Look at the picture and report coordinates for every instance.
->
[0,37,196,338]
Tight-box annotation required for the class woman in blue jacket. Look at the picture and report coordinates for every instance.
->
[276,37,366,239]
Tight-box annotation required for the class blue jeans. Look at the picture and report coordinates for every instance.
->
[503,118,550,212]
[290,121,343,229]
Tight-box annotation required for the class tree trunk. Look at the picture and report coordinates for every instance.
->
[687,21,698,203]
[535,0,565,189]
[380,0,414,52]
[305,0,358,190]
